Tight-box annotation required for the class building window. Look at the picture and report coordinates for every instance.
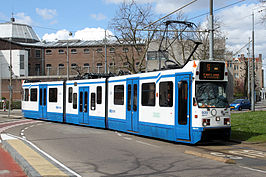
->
[71,49,77,54]
[71,63,77,69]
[46,64,52,76]
[46,50,52,55]
[142,83,155,106]
[147,51,168,60]
[84,63,90,73]
[35,49,41,58]
[59,64,64,68]
[58,49,64,54]
[109,48,115,53]
[136,47,142,52]
[20,55,24,69]
[84,48,90,54]
[49,88,57,102]
[97,86,102,104]
[159,81,173,107]
[35,64,40,76]
[123,47,129,53]
[30,88,37,102]
[96,48,103,53]
[114,85,124,105]
[96,63,102,73]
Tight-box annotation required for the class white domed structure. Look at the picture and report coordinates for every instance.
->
[0,20,40,43]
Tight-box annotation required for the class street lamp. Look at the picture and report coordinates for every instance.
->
[66,32,72,80]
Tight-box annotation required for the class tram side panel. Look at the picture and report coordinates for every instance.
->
[138,76,176,141]
[22,85,40,119]
[46,83,64,122]
[107,79,127,132]
[65,79,106,128]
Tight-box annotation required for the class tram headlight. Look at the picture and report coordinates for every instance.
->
[224,118,230,125]
[202,119,210,126]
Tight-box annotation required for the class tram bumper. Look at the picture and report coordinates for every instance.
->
[201,127,231,141]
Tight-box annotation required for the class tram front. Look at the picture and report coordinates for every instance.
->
[191,61,231,142]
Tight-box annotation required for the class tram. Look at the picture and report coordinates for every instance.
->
[22,60,231,144]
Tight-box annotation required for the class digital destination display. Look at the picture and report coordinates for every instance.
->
[199,62,225,80]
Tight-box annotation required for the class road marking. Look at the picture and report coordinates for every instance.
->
[123,137,132,140]
[210,152,243,160]
[136,140,160,148]
[229,150,265,159]
[239,166,266,174]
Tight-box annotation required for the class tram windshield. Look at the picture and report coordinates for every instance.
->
[196,82,228,108]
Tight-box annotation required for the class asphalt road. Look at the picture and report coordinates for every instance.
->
[4,121,266,177]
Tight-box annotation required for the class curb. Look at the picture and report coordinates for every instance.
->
[1,134,78,177]
[2,140,41,177]
[185,150,236,164]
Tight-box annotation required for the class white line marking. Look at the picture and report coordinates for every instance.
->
[21,133,24,136]
[21,130,24,133]
[25,127,28,130]
[5,133,81,177]
[123,137,132,140]
[117,133,122,136]
[239,166,266,174]
[136,140,159,148]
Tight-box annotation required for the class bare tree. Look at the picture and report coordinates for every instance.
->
[109,1,158,74]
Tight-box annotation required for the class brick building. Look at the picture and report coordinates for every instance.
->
[0,21,145,101]
[227,54,263,100]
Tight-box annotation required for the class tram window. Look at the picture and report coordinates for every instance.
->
[40,89,43,105]
[114,85,124,105]
[127,85,132,111]
[30,88,37,102]
[84,91,88,112]
[24,88,29,101]
[178,81,188,125]
[97,86,102,104]
[68,87,73,103]
[142,83,155,106]
[49,88,57,102]
[159,81,173,107]
[91,93,96,110]
[133,84,138,111]
[79,92,83,112]
[73,93,77,109]
[44,88,47,106]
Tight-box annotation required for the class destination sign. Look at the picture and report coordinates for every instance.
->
[199,62,225,80]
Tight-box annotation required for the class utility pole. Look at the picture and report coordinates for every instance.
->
[8,17,14,117]
[247,37,250,101]
[104,30,107,74]
[66,32,72,80]
[209,0,214,61]
[251,12,255,111]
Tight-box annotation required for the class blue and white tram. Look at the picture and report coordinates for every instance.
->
[22,60,230,144]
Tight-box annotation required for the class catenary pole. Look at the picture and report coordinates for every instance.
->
[251,12,255,111]
[209,0,214,61]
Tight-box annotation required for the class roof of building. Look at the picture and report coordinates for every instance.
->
[0,22,40,43]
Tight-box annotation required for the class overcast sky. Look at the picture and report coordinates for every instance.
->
[1,0,265,86]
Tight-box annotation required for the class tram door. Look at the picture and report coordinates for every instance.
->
[126,78,139,132]
[78,87,89,124]
[39,85,47,119]
[175,74,191,140]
